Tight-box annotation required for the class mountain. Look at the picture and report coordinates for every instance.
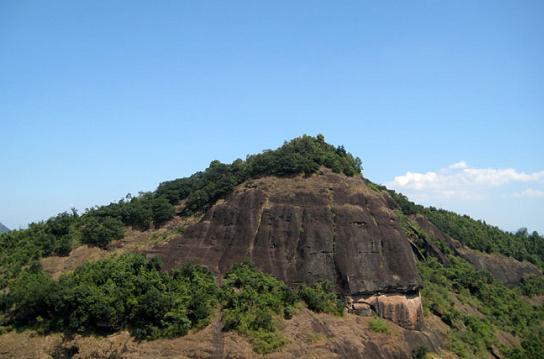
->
[149,169,425,330]
[0,135,543,359]
[0,222,9,233]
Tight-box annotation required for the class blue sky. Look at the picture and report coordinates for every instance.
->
[1,1,543,232]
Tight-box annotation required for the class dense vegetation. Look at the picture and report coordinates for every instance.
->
[0,211,79,289]
[220,263,344,353]
[1,257,342,353]
[0,193,176,292]
[0,254,218,340]
[418,255,544,358]
[401,209,544,359]
[391,203,544,358]
[156,134,362,214]
[220,263,296,353]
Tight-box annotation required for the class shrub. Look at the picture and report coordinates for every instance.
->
[1,254,218,340]
[518,276,544,297]
[157,135,363,214]
[299,281,344,315]
[221,263,296,353]
[283,305,295,319]
[79,216,124,248]
[506,327,544,359]
[418,255,544,357]
[368,317,390,334]
[2,269,59,327]
[412,345,429,359]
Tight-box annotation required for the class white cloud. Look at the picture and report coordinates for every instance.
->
[449,161,468,170]
[389,162,544,201]
[513,188,544,198]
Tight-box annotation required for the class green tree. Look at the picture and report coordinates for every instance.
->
[79,216,124,248]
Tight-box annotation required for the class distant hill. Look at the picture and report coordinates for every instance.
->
[0,222,9,233]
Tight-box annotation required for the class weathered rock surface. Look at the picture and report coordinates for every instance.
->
[149,169,422,297]
[348,293,424,330]
[456,247,542,287]
[147,170,423,329]
[411,214,542,287]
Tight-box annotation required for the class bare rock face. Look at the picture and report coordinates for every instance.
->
[411,214,542,287]
[456,247,542,287]
[148,169,423,328]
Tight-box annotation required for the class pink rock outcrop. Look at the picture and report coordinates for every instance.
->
[348,292,424,330]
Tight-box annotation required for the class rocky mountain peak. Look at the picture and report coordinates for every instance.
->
[148,168,424,329]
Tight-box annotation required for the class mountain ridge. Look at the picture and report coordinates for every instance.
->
[0,135,542,359]
[0,222,9,233]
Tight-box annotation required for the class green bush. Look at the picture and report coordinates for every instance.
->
[418,256,544,357]
[79,216,124,248]
[1,254,218,340]
[157,135,363,214]
[368,317,390,334]
[221,263,296,353]
[1,269,60,327]
[299,281,344,315]
[283,305,295,319]
[0,211,80,290]
[506,327,544,359]
[518,276,544,297]
[87,193,176,231]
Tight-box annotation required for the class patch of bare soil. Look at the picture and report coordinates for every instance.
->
[0,330,62,359]
[0,308,457,359]
[524,294,544,306]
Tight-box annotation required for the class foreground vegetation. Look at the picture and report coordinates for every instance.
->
[0,254,218,340]
[1,256,343,353]
[418,256,543,358]
[383,187,544,358]
[406,219,544,359]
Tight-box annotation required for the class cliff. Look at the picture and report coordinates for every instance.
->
[148,169,424,329]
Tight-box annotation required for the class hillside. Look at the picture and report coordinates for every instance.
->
[0,135,543,359]
[0,222,9,234]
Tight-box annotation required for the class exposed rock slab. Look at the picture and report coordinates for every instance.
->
[148,170,422,297]
[456,247,542,287]
[411,214,542,287]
